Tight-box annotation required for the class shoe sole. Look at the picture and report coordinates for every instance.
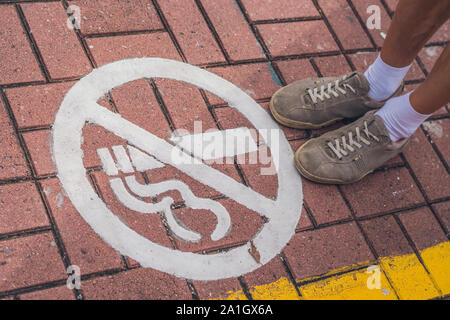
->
[269,87,343,129]
[294,140,373,185]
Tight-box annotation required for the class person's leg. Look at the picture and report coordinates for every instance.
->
[376,44,450,142]
[411,45,450,115]
[291,1,450,184]
[381,0,450,67]
[269,0,450,131]
[365,0,450,102]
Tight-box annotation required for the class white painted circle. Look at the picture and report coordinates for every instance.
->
[52,58,303,280]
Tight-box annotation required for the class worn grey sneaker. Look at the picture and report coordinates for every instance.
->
[270,71,404,129]
[294,110,409,184]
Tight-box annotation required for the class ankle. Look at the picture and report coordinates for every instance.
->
[375,92,430,142]
[365,55,411,102]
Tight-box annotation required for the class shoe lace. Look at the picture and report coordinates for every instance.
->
[327,121,380,159]
[307,76,356,104]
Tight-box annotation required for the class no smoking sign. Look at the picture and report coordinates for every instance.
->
[52,58,303,280]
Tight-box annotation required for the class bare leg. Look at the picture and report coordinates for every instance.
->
[411,44,450,114]
[288,0,450,184]
[381,0,450,67]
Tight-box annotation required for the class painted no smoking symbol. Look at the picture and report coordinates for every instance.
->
[52,58,303,280]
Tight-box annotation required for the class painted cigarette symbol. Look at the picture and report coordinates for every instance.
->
[97,128,258,243]
[53,58,303,280]
[97,144,234,243]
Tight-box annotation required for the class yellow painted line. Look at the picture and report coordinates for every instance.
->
[379,254,439,300]
[299,267,397,300]
[250,277,300,300]
[205,241,449,300]
[420,241,450,296]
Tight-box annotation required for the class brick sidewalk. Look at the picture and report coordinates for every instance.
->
[0,0,449,300]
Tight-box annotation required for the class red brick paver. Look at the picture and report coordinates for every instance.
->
[153,78,216,132]
[402,129,449,201]
[313,55,352,76]
[21,2,92,79]
[296,206,314,232]
[302,179,352,225]
[72,0,163,35]
[194,278,245,300]
[361,215,414,257]
[0,233,66,292]
[0,98,29,180]
[41,178,125,275]
[275,58,317,84]
[429,20,450,44]
[110,79,172,137]
[240,0,319,21]
[6,82,75,129]
[0,181,49,234]
[283,222,374,280]
[205,63,281,105]
[318,0,372,50]
[432,202,450,236]
[201,0,264,62]
[22,130,55,177]
[398,208,448,251]
[258,21,338,57]
[158,0,225,65]
[87,32,181,66]
[418,46,444,74]
[81,268,193,300]
[19,285,75,300]
[341,168,425,217]
[422,119,449,167]
[0,5,44,85]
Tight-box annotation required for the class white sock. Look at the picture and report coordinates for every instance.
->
[375,92,430,142]
[364,55,411,101]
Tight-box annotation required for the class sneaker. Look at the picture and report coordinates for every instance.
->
[294,110,409,184]
[270,71,404,129]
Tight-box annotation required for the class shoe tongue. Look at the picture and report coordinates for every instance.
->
[304,72,363,104]
[343,72,369,93]
[325,112,390,159]
[363,112,392,143]
[304,93,312,104]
